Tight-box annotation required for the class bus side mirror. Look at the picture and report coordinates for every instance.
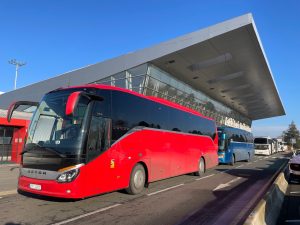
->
[7,101,39,122]
[66,91,82,116]
[65,91,104,116]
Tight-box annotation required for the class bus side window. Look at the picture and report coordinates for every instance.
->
[239,134,245,142]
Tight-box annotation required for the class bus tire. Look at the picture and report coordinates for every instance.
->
[126,163,146,195]
[195,157,205,176]
[230,154,235,166]
[246,153,251,162]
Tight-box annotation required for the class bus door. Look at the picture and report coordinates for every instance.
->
[86,118,111,161]
[227,131,236,159]
[86,109,113,193]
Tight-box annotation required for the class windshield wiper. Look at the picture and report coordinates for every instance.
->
[44,147,67,158]
[21,143,67,158]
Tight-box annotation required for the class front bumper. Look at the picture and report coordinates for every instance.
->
[18,175,82,199]
[255,150,269,155]
[218,152,230,164]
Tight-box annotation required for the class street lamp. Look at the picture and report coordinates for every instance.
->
[8,59,26,90]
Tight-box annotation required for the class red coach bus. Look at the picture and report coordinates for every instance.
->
[7,84,218,198]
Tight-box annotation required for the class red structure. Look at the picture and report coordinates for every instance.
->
[0,117,30,163]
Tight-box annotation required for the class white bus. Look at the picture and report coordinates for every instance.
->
[254,137,274,155]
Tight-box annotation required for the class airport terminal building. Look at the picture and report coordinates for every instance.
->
[0,14,285,162]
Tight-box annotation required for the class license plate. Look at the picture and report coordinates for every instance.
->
[218,155,224,158]
[29,183,41,190]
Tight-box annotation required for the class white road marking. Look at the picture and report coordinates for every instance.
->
[0,189,17,197]
[52,204,122,225]
[195,174,215,181]
[213,177,242,191]
[290,191,300,194]
[247,162,252,165]
[147,184,184,196]
[253,160,258,163]
[236,165,244,168]
[272,157,277,159]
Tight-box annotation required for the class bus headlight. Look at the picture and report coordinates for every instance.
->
[57,169,79,183]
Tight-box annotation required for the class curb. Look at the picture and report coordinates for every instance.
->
[0,163,19,168]
[0,189,18,197]
[244,164,289,225]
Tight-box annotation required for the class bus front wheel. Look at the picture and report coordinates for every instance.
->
[195,157,205,176]
[126,163,146,195]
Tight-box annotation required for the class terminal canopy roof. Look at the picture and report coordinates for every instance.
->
[0,13,285,120]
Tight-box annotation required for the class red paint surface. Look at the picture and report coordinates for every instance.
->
[0,117,30,163]
[19,129,218,198]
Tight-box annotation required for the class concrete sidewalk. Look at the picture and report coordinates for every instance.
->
[0,163,19,196]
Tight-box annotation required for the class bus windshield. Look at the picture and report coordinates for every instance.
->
[25,90,90,156]
[254,138,268,144]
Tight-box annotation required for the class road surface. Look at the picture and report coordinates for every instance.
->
[0,152,289,225]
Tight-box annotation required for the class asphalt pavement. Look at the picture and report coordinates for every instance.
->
[0,153,290,225]
[0,163,19,195]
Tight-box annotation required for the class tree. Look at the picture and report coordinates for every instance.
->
[282,121,300,149]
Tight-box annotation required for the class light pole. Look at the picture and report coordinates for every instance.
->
[8,59,26,90]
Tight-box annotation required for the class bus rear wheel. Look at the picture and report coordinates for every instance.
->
[195,157,205,176]
[246,153,250,162]
[126,163,146,195]
[230,154,235,166]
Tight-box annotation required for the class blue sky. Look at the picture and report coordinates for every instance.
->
[0,0,299,137]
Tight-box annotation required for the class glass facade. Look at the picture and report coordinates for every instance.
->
[93,63,251,131]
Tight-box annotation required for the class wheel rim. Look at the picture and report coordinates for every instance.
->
[133,170,144,189]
